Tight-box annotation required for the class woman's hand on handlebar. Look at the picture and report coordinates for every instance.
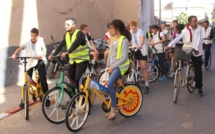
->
[108,66,113,74]
[11,54,17,60]
[135,46,141,50]
[48,55,54,60]
[61,52,68,58]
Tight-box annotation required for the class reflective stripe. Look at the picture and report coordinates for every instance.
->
[119,64,129,70]
[71,45,88,54]
[69,53,90,61]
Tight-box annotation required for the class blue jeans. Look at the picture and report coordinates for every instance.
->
[107,67,121,108]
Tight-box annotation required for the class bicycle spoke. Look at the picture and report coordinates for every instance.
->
[76,115,79,128]
[70,116,76,128]
[48,107,57,118]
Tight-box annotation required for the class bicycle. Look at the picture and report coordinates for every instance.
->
[173,56,195,103]
[42,56,96,124]
[9,57,44,120]
[65,73,143,132]
[47,35,68,79]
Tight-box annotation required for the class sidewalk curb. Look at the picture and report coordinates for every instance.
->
[0,100,39,121]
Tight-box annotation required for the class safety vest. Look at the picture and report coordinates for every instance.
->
[66,29,90,64]
[116,36,130,75]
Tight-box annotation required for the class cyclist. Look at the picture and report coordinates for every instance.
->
[106,19,131,120]
[80,24,99,73]
[167,16,203,96]
[12,28,49,101]
[148,25,167,81]
[169,20,179,78]
[48,17,90,90]
[202,20,213,68]
[129,20,150,94]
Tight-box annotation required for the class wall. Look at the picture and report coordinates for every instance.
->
[112,0,141,27]
[0,0,154,91]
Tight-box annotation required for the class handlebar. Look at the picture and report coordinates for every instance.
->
[9,56,36,59]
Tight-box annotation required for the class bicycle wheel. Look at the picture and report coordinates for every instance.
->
[42,87,71,124]
[24,84,29,120]
[148,64,159,83]
[174,71,181,104]
[204,52,211,70]
[65,92,90,132]
[118,85,143,117]
[187,65,196,93]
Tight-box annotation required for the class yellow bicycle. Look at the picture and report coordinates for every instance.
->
[65,73,143,132]
[9,57,44,120]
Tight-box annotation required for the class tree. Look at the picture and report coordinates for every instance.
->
[176,12,188,25]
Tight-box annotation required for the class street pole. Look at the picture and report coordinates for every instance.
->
[159,0,161,25]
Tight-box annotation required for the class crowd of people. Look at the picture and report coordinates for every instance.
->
[11,15,213,120]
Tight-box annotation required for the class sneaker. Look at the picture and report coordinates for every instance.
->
[45,99,51,107]
[169,72,175,78]
[144,86,150,94]
[198,89,203,97]
[159,76,167,81]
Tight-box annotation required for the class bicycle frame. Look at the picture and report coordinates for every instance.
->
[79,76,129,112]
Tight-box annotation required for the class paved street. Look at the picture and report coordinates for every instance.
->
[0,47,215,134]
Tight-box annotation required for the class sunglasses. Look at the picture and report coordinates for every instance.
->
[64,24,71,27]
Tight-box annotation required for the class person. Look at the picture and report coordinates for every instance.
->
[148,25,167,81]
[129,20,150,94]
[104,23,111,65]
[12,28,49,104]
[80,24,99,73]
[202,20,213,68]
[161,22,168,35]
[169,20,179,78]
[167,16,203,96]
[48,18,90,90]
[106,19,131,120]
[167,24,185,63]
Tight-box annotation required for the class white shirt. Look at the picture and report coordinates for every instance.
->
[22,37,47,70]
[130,28,148,56]
[168,25,203,56]
[151,31,165,53]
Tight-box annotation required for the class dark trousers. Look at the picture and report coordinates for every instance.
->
[27,60,48,94]
[203,43,212,65]
[68,61,87,88]
[191,55,203,89]
[157,53,166,76]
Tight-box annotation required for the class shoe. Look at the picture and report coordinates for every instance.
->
[105,108,118,118]
[169,72,175,78]
[45,99,51,107]
[107,107,117,120]
[159,76,167,81]
[198,89,203,97]
[144,86,150,94]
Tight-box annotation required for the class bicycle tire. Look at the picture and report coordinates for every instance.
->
[118,84,143,117]
[174,70,181,104]
[187,65,196,93]
[47,63,58,79]
[42,87,71,124]
[65,92,90,132]
[148,64,159,83]
[204,52,211,70]
[24,84,29,120]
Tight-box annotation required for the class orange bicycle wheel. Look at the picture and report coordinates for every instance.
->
[117,85,143,117]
